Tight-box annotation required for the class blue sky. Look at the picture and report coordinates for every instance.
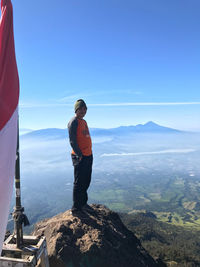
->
[5,0,200,130]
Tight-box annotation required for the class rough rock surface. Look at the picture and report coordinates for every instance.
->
[33,204,159,267]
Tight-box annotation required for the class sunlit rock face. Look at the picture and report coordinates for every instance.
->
[33,204,160,267]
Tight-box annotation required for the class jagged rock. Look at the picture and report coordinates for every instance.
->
[33,204,159,267]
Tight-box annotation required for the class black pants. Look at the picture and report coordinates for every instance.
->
[71,154,93,210]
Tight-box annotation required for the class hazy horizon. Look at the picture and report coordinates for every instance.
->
[19,120,200,134]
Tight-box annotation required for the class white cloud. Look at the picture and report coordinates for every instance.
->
[19,101,200,108]
[101,149,196,157]
[90,102,200,107]
[58,94,86,103]
[19,102,72,108]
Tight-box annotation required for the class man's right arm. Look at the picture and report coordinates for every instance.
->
[68,118,82,157]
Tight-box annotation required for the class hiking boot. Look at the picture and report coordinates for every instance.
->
[82,204,95,213]
[70,208,88,218]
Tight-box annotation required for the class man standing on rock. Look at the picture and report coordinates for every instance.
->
[68,99,93,216]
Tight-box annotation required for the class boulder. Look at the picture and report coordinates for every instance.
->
[33,204,159,267]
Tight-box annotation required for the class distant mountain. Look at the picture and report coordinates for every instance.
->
[19,128,33,136]
[20,128,67,140]
[90,121,181,136]
[20,122,183,141]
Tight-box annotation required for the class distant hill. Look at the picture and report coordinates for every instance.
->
[120,211,200,267]
[20,121,182,141]
[19,128,33,136]
[90,121,181,136]
[20,128,67,140]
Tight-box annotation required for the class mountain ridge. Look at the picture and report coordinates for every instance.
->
[20,121,184,140]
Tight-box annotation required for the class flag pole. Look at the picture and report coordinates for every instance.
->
[12,117,29,248]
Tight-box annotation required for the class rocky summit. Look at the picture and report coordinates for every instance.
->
[33,204,159,267]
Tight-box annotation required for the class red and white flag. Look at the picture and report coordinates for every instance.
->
[0,0,19,254]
